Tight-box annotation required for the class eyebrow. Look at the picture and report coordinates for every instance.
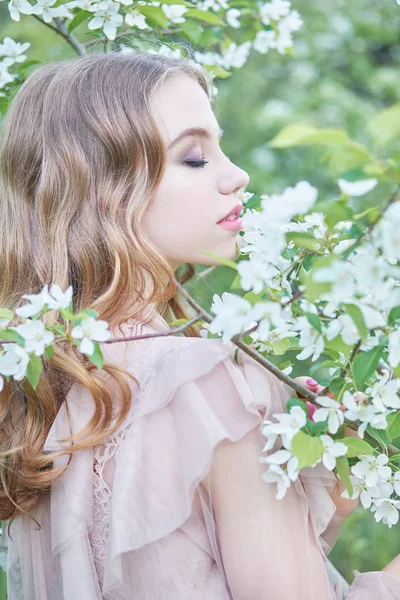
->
[167,126,224,150]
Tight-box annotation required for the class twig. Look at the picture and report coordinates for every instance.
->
[32,16,87,56]
[343,185,400,259]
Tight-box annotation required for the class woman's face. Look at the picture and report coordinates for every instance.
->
[142,73,250,271]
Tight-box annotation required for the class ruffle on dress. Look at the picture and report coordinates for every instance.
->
[2,311,400,599]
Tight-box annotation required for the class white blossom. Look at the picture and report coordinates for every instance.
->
[351,454,392,488]
[125,10,148,28]
[292,316,324,362]
[319,434,348,471]
[370,498,400,528]
[366,372,400,413]
[88,1,123,40]
[262,464,291,499]
[7,0,38,21]
[221,41,252,70]
[31,0,73,22]
[16,284,52,318]
[259,448,299,481]
[325,314,359,346]
[260,181,318,224]
[250,301,289,342]
[0,37,30,67]
[262,406,307,447]
[161,4,188,24]
[0,344,30,381]
[209,292,254,342]
[46,284,73,310]
[70,316,111,356]
[259,0,291,25]
[342,390,389,438]
[313,396,344,434]
[253,30,277,54]
[226,7,241,28]
[337,178,378,197]
[341,474,390,510]
[14,319,54,357]
[0,62,15,90]
[195,0,228,10]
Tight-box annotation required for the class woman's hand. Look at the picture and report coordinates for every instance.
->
[294,376,359,520]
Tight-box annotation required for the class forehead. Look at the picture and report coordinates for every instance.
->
[150,73,220,145]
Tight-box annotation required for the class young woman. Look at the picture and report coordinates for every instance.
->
[0,51,400,599]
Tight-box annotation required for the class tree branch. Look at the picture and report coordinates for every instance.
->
[32,15,87,56]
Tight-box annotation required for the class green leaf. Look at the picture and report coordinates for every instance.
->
[203,64,232,79]
[86,342,104,370]
[67,10,92,33]
[368,103,400,148]
[185,8,223,24]
[80,308,99,318]
[200,250,238,270]
[322,142,371,176]
[300,254,337,302]
[179,19,204,44]
[286,231,321,251]
[389,307,400,325]
[230,274,242,289]
[286,398,309,415]
[71,309,99,322]
[343,303,368,342]
[352,346,384,390]
[60,308,75,321]
[291,430,324,469]
[44,345,54,360]
[270,336,290,355]
[0,328,25,346]
[313,200,353,229]
[304,312,322,334]
[353,205,380,221]
[270,125,353,149]
[387,412,400,441]
[26,354,43,390]
[328,377,347,396]
[0,308,14,321]
[137,5,169,27]
[306,419,329,436]
[365,424,391,448]
[335,456,353,496]
[335,437,373,457]
[270,124,317,147]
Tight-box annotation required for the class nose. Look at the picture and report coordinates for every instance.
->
[220,159,250,196]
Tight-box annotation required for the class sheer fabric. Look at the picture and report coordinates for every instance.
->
[1,310,400,599]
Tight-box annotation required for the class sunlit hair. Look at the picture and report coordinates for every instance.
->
[0,51,214,523]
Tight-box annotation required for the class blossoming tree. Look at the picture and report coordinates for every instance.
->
[1,1,400,594]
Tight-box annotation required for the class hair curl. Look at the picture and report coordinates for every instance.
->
[0,51,213,524]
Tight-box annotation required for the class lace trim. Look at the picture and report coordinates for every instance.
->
[88,339,193,590]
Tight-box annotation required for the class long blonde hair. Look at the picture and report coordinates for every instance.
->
[0,51,212,522]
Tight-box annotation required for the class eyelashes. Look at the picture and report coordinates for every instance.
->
[182,158,209,168]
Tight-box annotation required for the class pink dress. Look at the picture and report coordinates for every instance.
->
[1,310,400,599]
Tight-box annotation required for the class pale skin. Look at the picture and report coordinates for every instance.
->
[143,73,250,271]
[143,74,400,586]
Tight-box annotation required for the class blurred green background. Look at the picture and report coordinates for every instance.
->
[1,0,400,594]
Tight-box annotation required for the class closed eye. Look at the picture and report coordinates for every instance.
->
[183,158,209,168]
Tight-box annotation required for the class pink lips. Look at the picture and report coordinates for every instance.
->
[217,203,244,231]
[217,217,243,231]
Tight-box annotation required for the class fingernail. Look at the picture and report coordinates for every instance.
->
[306,377,318,387]
[305,401,316,421]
